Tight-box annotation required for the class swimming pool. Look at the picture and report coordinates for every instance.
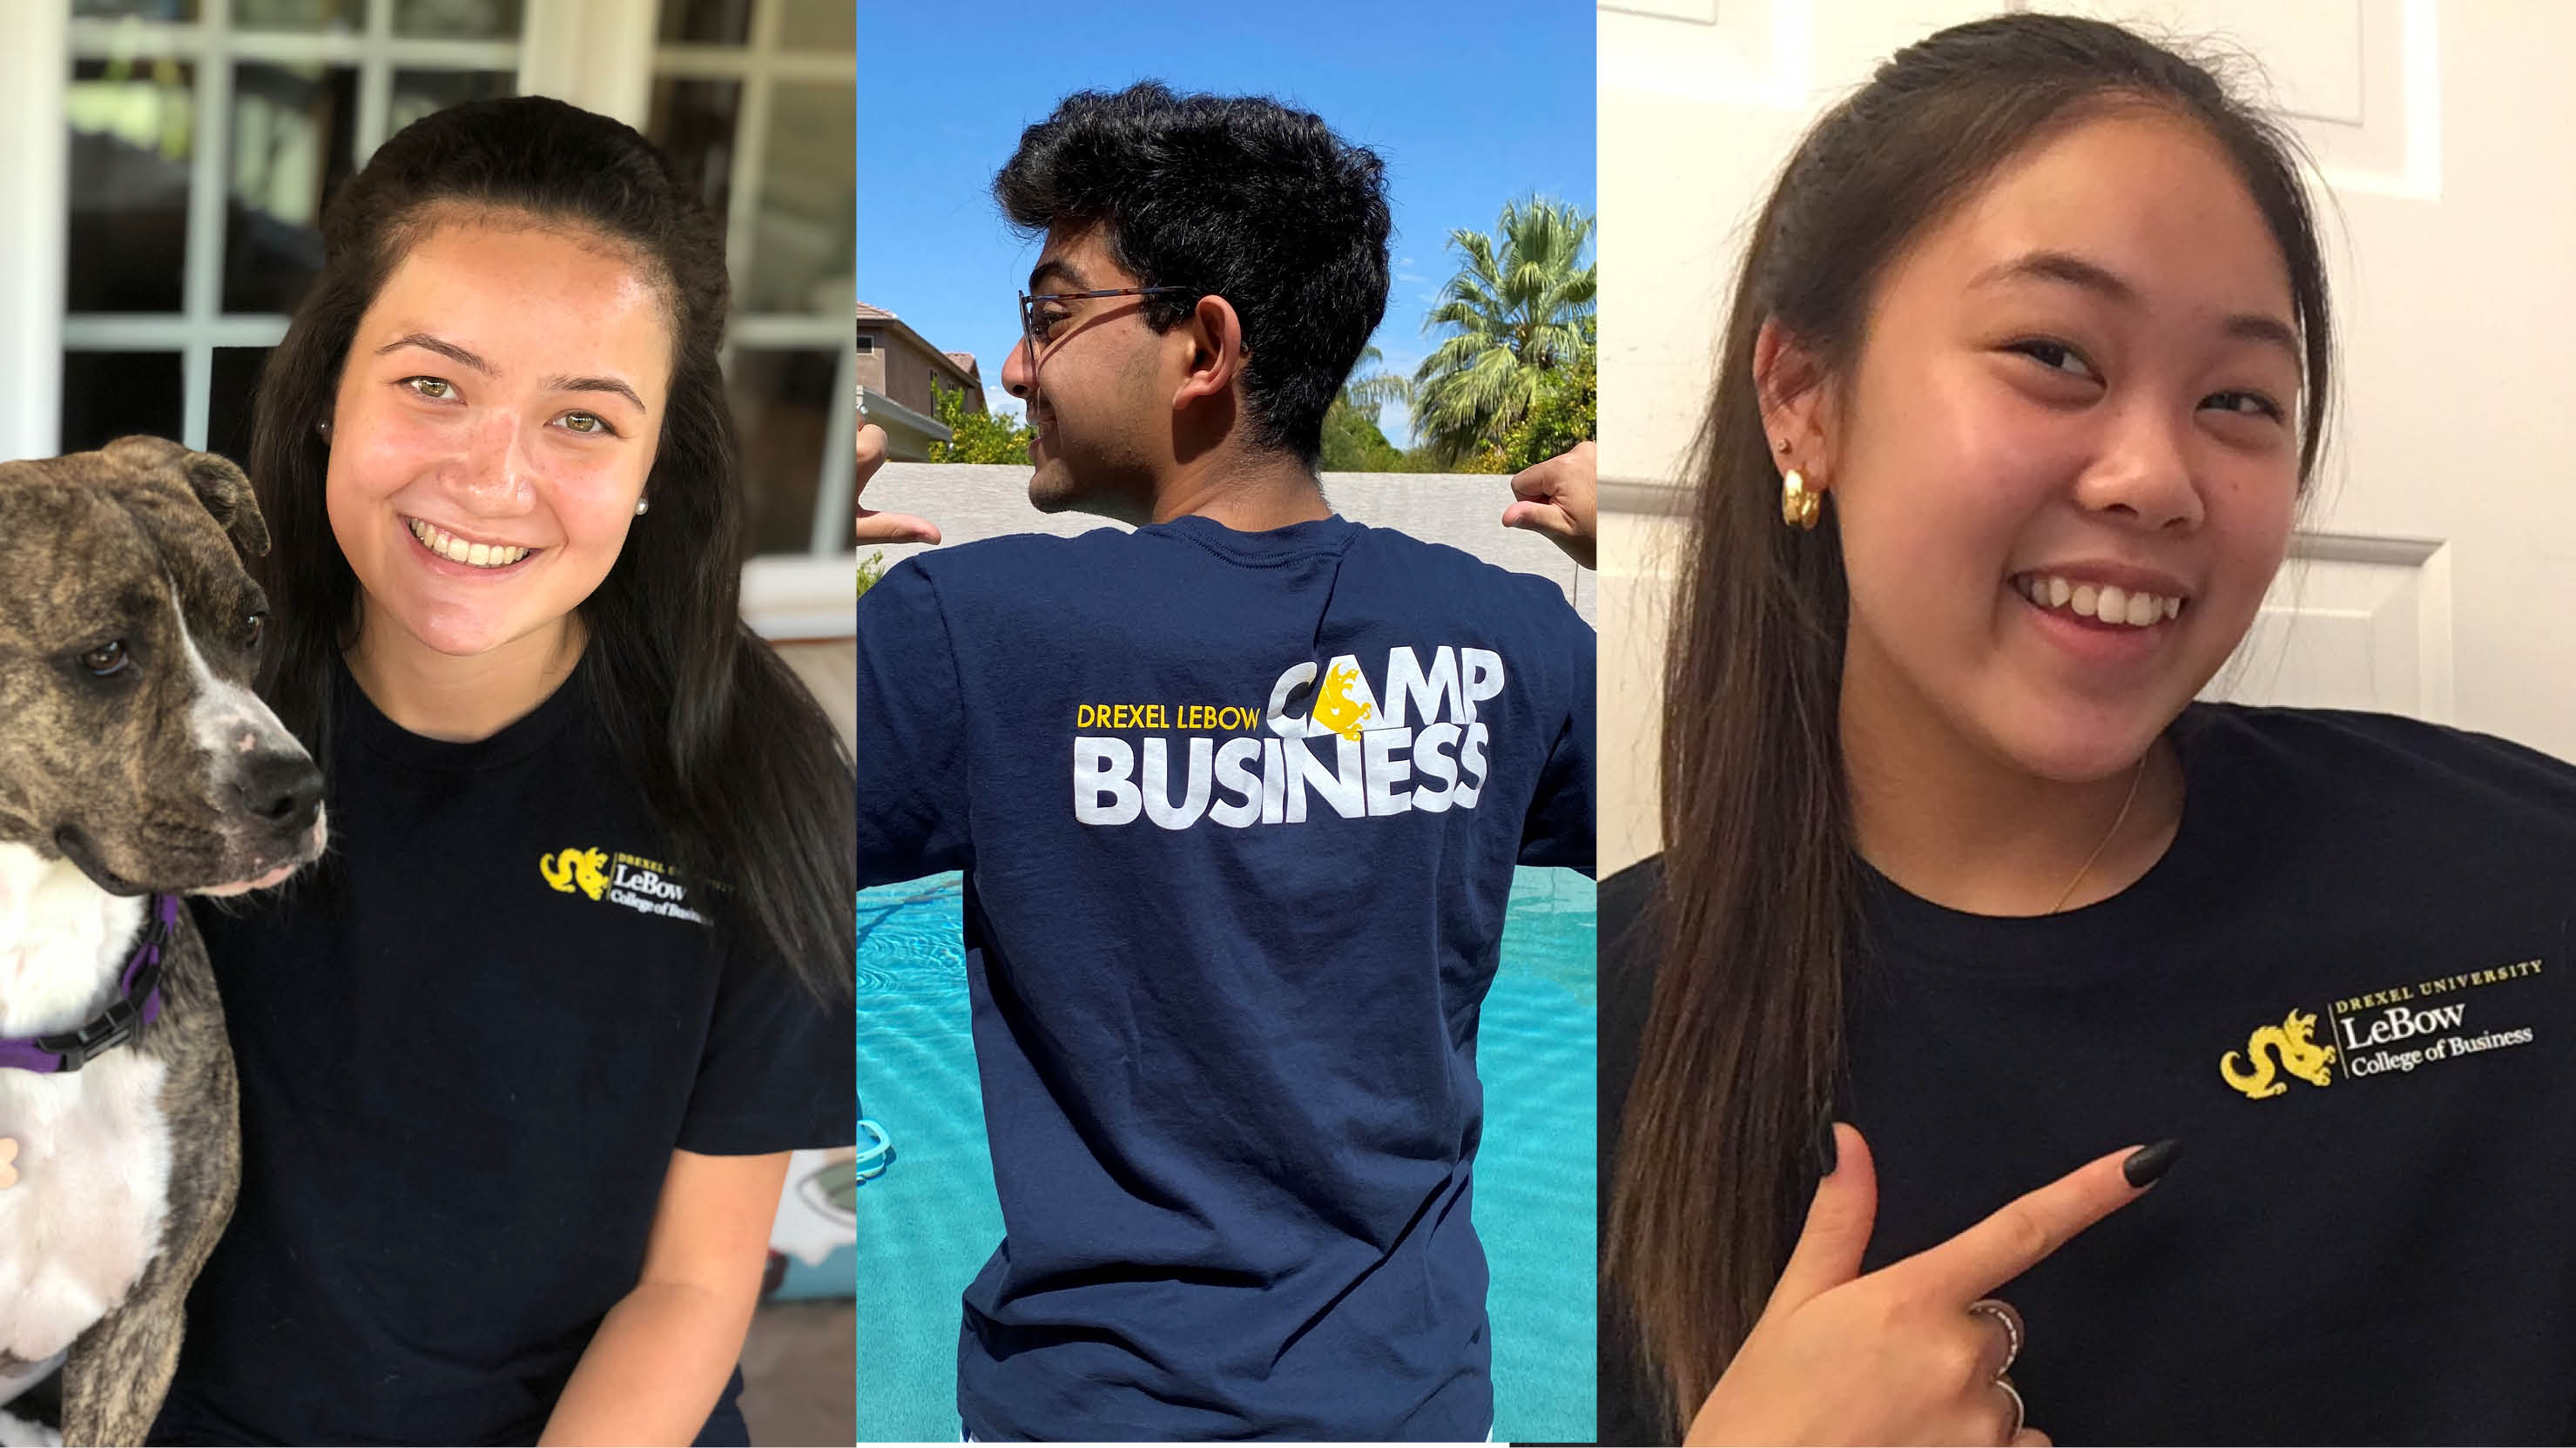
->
[852,866,1597,1442]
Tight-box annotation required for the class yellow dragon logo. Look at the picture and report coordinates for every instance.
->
[1312,663,1374,744]
[540,847,611,902]
[2221,1009,2337,1099]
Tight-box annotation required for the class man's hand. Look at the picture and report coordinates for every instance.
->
[1502,439,1595,569]
[855,421,941,545]
[0,1138,18,1189]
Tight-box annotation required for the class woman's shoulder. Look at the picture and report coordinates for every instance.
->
[1600,855,1664,1143]
[1602,857,1663,974]
[2182,702,2576,825]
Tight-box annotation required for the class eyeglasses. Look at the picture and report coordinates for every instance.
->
[1016,286,1196,372]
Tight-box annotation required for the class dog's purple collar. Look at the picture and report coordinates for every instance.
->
[0,893,177,1074]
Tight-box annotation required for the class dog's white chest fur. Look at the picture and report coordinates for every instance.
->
[0,1053,171,1362]
[0,845,172,1364]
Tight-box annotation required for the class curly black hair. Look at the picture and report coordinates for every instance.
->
[995,82,1393,467]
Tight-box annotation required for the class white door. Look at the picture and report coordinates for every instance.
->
[1600,0,2567,872]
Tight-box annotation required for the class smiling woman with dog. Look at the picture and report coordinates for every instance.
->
[1602,13,2576,1446]
[62,98,859,1448]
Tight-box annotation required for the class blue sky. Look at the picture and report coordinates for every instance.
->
[856,1,1595,446]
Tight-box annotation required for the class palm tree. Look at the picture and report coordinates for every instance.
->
[1410,195,1596,464]
[1320,346,1412,472]
[1340,345,1411,421]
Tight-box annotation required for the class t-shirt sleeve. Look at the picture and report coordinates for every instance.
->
[854,557,973,885]
[1519,611,1596,876]
[675,941,855,1155]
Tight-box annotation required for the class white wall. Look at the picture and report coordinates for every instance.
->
[1602,0,2576,874]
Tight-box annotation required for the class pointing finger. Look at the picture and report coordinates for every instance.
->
[857,509,941,546]
[1894,1140,2176,1304]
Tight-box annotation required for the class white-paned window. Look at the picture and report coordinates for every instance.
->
[645,0,856,571]
[61,0,523,461]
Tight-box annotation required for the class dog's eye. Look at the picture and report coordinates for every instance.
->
[80,641,130,677]
[245,611,266,650]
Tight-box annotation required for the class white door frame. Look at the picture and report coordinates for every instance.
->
[0,2,70,465]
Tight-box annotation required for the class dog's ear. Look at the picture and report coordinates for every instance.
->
[101,434,272,560]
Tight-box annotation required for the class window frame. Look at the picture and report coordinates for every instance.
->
[60,0,525,449]
[652,0,857,591]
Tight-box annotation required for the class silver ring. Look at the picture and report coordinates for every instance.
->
[1966,1297,2023,1375]
[1994,1375,2026,1441]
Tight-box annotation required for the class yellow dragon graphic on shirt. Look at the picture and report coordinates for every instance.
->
[540,846,611,900]
[2220,1009,2337,1098]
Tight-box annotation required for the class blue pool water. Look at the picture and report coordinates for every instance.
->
[853,867,1596,1442]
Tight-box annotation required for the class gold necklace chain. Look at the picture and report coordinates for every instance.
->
[2048,752,2149,914]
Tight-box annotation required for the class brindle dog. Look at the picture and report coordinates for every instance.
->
[0,436,327,1446]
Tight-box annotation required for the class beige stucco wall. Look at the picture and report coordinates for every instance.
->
[861,462,1596,626]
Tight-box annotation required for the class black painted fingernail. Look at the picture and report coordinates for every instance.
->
[1813,1118,1839,1177]
[2122,1138,2180,1188]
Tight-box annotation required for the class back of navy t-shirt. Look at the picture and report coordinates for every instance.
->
[854,513,1594,1441]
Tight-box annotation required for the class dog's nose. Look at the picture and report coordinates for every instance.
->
[233,751,323,832]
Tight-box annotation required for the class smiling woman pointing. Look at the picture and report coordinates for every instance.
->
[1602,13,2576,1446]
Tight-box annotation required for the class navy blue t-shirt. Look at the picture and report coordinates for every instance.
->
[1601,706,2576,1443]
[854,513,1595,1440]
[150,657,853,1446]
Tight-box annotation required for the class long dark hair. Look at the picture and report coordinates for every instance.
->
[1605,15,2335,1432]
[245,97,853,1001]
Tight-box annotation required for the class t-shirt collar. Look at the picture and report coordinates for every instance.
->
[1144,511,1359,564]
[335,650,590,772]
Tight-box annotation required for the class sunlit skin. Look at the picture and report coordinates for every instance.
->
[852,420,936,543]
[1000,225,1327,530]
[1766,109,2306,915]
[1502,439,1597,569]
[326,214,670,742]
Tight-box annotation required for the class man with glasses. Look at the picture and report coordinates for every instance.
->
[853,82,1595,1442]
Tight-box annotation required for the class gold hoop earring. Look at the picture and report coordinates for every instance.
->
[1781,469,1821,530]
